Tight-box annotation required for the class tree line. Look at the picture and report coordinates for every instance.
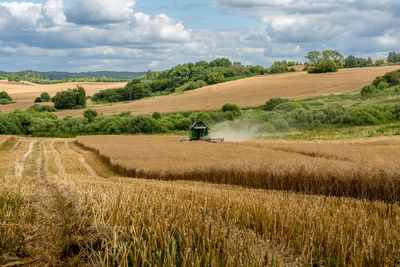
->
[1,70,400,137]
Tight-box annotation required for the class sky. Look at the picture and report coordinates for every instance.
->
[0,0,399,72]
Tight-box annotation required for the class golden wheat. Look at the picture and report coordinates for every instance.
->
[2,137,400,266]
[76,135,400,202]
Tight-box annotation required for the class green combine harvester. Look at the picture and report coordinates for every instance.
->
[180,121,224,143]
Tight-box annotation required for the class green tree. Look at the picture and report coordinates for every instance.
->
[40,92,51,102]
[207,72,224,84]
[306,50,344,73]
[76,85,86,108]
[222,103,240,113]
[84,109,98,122]
[53,86,86,109]
[152,112,162,120]
[387,52,400,63]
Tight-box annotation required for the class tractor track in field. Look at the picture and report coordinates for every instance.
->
[12,140,110,266]
[51,140,66,176]
[65,141,98,177]
[15,140,36,177]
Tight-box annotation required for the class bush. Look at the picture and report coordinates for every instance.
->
[0,91,12,100]
[84,109,98,122]
[206,72,224,85]
[263,98,290,111]
[383,70,400,87]
[274,101,303,112]
[268,62,289,74]
[285,108,313,126]
[40,92,51,102]
[190,112,213,125]
[152,112,162,120]
[222,103,240,113]
[126,115,166,134]
[360,85,376,99]
[377,81,389,90]
[28,104,56,112]
[0,99,13,105]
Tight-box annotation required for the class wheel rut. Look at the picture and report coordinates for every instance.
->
[15,140,36,177]
[22,140,109,265]
[65,141,98,177]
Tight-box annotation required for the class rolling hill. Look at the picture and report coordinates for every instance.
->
[53,65,400,117]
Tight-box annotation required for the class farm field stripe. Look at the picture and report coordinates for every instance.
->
[15,140,37,177]
[50,141,66,176]
[27,141,109,265]
[65,141,98,177]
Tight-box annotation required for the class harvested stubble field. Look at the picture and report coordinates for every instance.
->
[1,136,400,266]
[0,81,127,112]
[56,65,400,118]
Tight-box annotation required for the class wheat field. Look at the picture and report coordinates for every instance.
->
[77,135,400,202]
[1,136,399,266]
[55,65,400,117]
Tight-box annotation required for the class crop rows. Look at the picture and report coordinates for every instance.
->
[1,137,400,266]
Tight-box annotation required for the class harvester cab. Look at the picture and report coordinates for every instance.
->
[180,121,224,143]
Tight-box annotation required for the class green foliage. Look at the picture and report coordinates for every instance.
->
[92,58,266,103]
[52,86,87,109]
[152,112,162,120]
[383,70,400,87]
[222,103,240,113]
[360,85,377,99]
[0,91,12,101]
[40,92,51,102]
[84,109,98,122]
[306,50,344,73]
[377,81,389,90]
[34,92,51,103]
[268,61,290,74]
[28,104,56,113]
[0,99,13,105]
[344,55,369,68]
[221,103,241,120]
[374,59,385,66]
[263,98,290,111]
[387,51,400,63]
[373,70,400,89]
[206,72,224,85]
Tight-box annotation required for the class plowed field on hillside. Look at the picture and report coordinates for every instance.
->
[54,66,400,117]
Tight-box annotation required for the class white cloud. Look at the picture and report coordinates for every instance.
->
[66,0,135,25]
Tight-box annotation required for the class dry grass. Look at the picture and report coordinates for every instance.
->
[54,65,400,117]
[0,136,15,148]
[77,135,400,202]
[0,81,126,113]
[1,136,400,266]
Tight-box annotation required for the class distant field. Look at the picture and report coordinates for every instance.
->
[77,135,400,202]
[0,81,127,112]
[56,65,400,117]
